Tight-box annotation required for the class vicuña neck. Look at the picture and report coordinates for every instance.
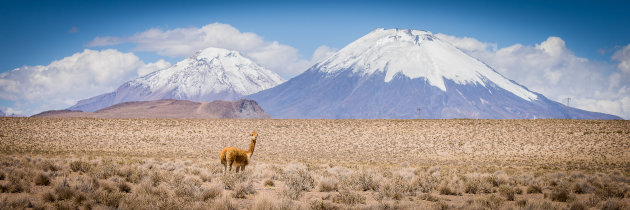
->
[247,138,256,155]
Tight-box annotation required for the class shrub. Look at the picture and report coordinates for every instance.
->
[527,184,542,194]
[199,172,212,182]
[90,160,117,179]
[232,182,256,199]
[34,173,51,186]
[342,170,378,191]
[75,176,99,193]
[484,174,507,187]
[380,181,404,200]
[117,181,131,193]
[201,184,223,201]
[411,173,440,193]
[221,172,249,190]
[309,199,339,210]
[54,179,75,200]
[601,198,627,210]
[568,201,587,210]
[418,193,440,202]
[318,177,338,192]
[148,171,164,187]
[585,195,601,207]
[5,169,31,193]
[278,186,302,200]
[332,190,366,205]
[498,185,516,201]
[94,189,124,208]
[174,177,202,199]
[594,181,627,199]
[70,160,91,173]
[475,194,504,209]
[279,168,314,199]
[252,194,277,210]
[435,201,449,210]
[547,186,573,202]
[0,172,5,180]
[1,195,34,209]
[515,199,528,207]
[284,168,314,192]
[438,181,460,196]
[40,161,59,172]
[116,165,145,183]
[572,181,592,194]
[212,195,237,210]
[41,191,56,202]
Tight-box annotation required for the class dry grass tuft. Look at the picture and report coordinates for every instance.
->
[318,177,338,192]
[221,172,249,190]
[601,198,628,210]
[53,179,75,201]
[467,194,504,209]
[568,201,587,210]
[437,180,461,196]
[309,199,339,210]
[231,182,256,199]
[331,190,366,205]
[213,195,238,210]
[498,185,517,201]
[526,183,543,194]
[201,183,223,201]
[69,160,91,173]
[117,181,132,193]
[251,194,277,210]
[341,170,379,191]
[546,185,575,202]
[199,172,212,182]
[33,172,51,186]
[418,193,440,202]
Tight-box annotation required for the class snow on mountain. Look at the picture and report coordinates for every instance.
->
[69,47,285,112]
[316,29,537,101]
[249,28,620,119]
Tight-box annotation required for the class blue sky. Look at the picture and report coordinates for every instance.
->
[1,0,630,117]
[3,0,629,70]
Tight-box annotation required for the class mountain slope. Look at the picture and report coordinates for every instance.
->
[248,28,620,119]
[69,47,285,112]
[34,99,269,119]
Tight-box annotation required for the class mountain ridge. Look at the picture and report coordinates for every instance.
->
[69,47,285,112]
[248,28,621,119]
[34,99,270,119]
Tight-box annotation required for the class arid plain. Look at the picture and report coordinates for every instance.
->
[0,118,629,209]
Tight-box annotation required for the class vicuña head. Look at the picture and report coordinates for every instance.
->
[220,131,258,173]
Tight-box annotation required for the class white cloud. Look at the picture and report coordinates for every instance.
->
[310,45,338,63]
[0,49,170,115]
[612,44,630,74]
[438,35,630,119]
[87,23,327,78]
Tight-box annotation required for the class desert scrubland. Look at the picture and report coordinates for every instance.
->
[0,117,629,209]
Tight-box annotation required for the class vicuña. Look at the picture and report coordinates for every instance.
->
[220,131,258,173]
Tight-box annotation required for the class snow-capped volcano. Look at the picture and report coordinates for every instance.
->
[70,47,285,112]
[249,28,619,119]
[316,29,536,101]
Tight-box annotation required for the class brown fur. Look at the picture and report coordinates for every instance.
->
[220,131,257,173]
